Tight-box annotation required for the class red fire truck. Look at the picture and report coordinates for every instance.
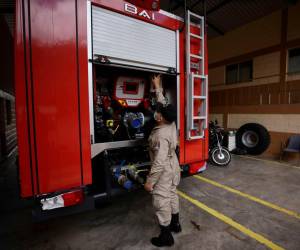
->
[15,0,208,216]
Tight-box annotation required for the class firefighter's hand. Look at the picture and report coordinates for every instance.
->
[144,181,153,192]
[151,74,161,89]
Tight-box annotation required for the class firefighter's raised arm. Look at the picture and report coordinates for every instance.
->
[151,74,167,105]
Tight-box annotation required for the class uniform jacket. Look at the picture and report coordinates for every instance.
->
[147,122,181,193]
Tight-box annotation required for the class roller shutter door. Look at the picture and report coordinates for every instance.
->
[91,6,177,72]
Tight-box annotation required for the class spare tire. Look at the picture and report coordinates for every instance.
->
[236,123,270,155]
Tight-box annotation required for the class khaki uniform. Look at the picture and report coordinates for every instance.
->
[153,87,167,105]
[147,89,181,226]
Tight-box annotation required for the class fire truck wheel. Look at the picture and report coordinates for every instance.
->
[236,123,270,155]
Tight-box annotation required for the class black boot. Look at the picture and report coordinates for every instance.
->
[170,213,182,233]
[151,225,174,247]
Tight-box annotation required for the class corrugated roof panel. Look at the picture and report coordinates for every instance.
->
[160,0,287,38]
[207,0,285,33]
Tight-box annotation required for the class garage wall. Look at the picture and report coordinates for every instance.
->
[208,11,281,64]
[209,113,223,126]
[287,3,300,41]
[209,52,281,90]
[228,114,300,134]
[208,3,300,158]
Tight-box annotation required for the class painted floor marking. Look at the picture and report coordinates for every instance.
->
[178,190,285,250]
[237,155,300,170]
[193,175,300,220]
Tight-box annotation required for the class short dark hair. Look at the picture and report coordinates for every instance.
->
[156,103,177,123]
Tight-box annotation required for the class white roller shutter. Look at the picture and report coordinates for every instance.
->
[92,6,177,72]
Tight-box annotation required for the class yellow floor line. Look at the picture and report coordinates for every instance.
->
[237,155,300,170]
[178,190,285,250]
[193,175,300,220]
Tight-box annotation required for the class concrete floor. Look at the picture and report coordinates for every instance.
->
[0,155,300,250]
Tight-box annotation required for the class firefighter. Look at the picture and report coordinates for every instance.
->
[144,74,182,247]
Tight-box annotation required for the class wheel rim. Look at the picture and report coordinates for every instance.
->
[212,148,230,165]
[241,131,259,148]
[217,152,225,159]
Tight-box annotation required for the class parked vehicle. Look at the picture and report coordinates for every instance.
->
[209,121,231,167]
[15,0,209,218]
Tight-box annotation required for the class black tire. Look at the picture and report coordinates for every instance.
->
[210,147,231,167]
[236,123,270,155]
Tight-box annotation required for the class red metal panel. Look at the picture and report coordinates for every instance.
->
[91,0,181,31]
[15,0,34,197]
[28,0,83,194]
[204,31,209,160]
[183,25,209,164]
[77,0,92,185]
[17,0,92,197]
[179,30,185,165]
[17,0,42,197]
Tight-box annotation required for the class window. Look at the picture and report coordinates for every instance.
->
[226,64,238,84]
[226,60,253,84]
[288,47,300,74]
[6,100,12,125]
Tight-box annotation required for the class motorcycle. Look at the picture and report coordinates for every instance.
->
[209,120,231,167]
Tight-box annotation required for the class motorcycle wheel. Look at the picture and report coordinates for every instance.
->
[210,147,231,167]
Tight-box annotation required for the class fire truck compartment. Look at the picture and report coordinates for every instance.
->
[91,65,178,158]
[91,145,151,195]
[90,64,178,194]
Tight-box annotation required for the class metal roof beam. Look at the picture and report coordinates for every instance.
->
[170,0,185,11]
[172,0,204,13]
[287,0,299,4]
[170,0,225,36]
[207,0,234,14]
[207,21,225,35]
[191,0,203,10]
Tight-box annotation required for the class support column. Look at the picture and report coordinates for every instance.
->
[279,7,288,103]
